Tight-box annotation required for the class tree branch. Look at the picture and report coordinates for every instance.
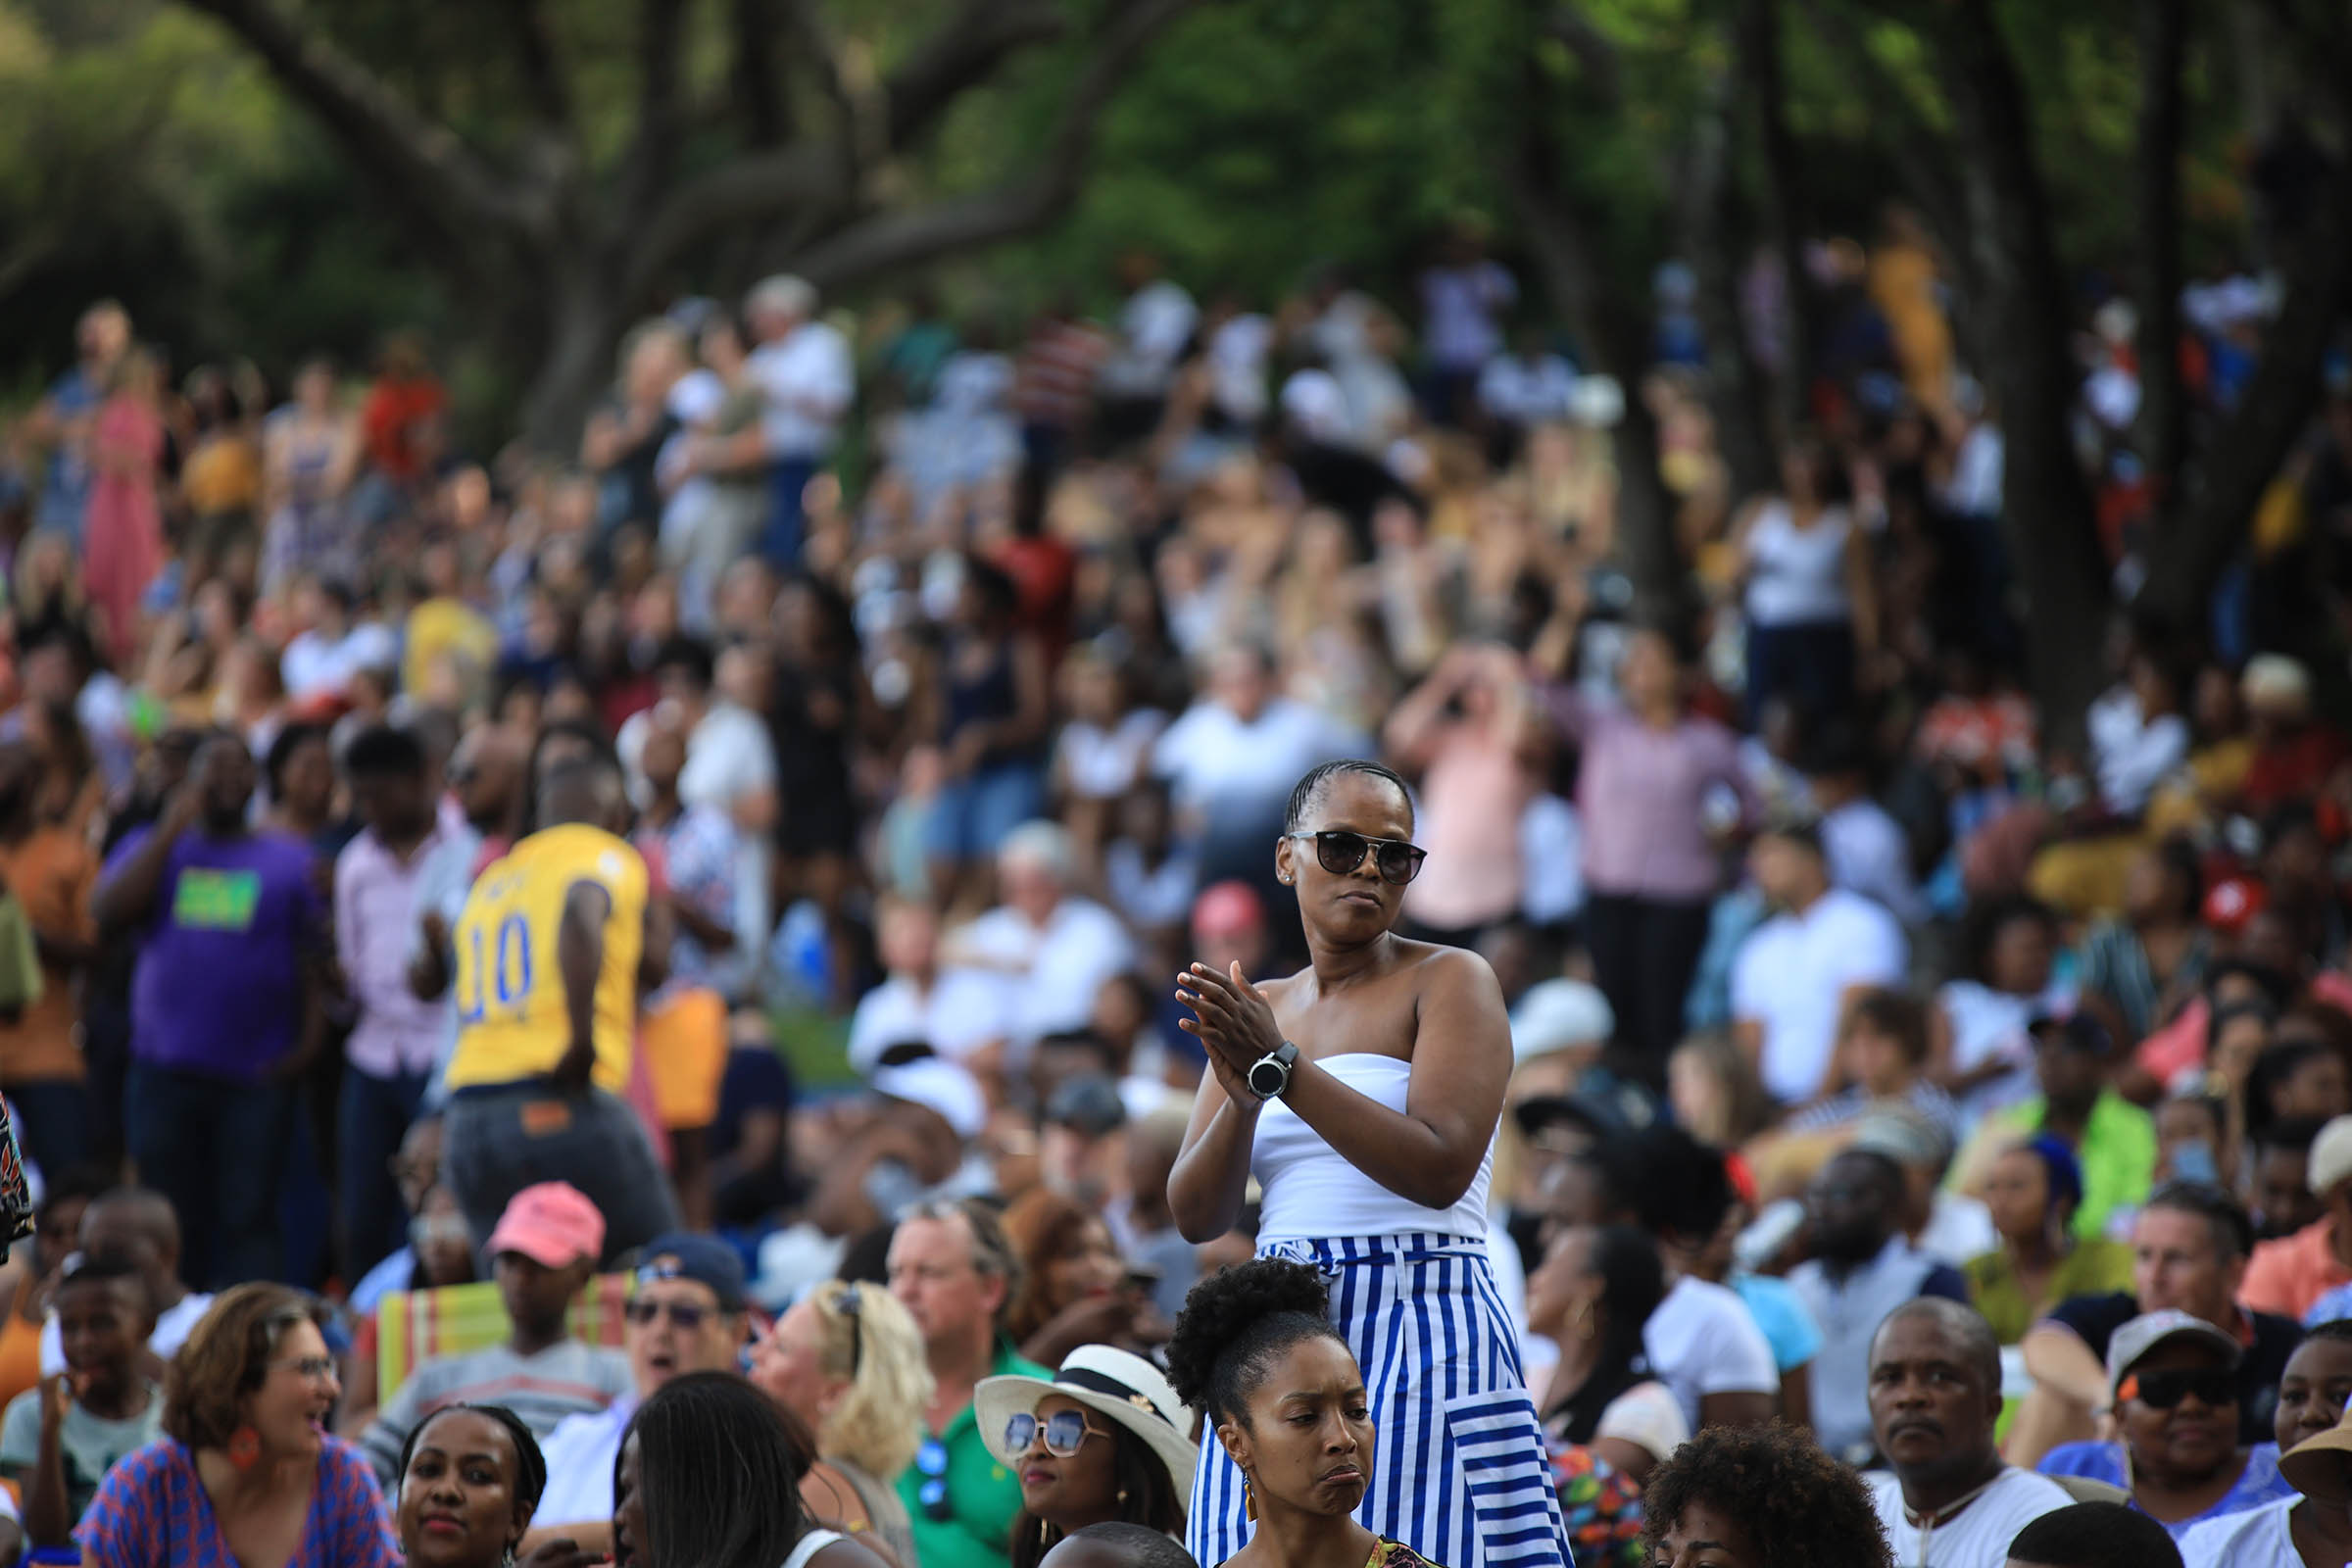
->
[883,0,1069,150]
[174,0,537,248]
[788,0,1202,287]
[617,0,691,221]
[730,0,790,147]
[1795,0,1969,260]
[1542,5,1623,108]
[2133,0,2189,498]
[494,0,571,127]
[622,144,843,305]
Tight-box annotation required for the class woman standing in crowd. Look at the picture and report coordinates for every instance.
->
[74,1283,399,1568]
[614,1372,889,1568]
[1732,434,1876,726]
[1544,622,1748,1076]
[1965,1137,2134,1344]
[84,349,168,669]
[751,1280,931,1568]
[393,1404,546,1568]
[2036,1310,2293,1538]
[1165,1259,1447,1568]
[1639,1423,1892,1568]
[974,1344,1195,1568]
[1171,760,1568,1568]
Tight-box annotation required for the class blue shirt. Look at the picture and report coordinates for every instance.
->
[1732,1272,1822,1374]
[2037,1441,2291,1540]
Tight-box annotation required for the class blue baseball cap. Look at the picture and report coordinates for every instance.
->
[635,1233,747,1311]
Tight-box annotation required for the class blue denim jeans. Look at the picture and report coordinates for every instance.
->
[338,1064,432,1280]
[762,458,819,570]
[126,1063,296,1289]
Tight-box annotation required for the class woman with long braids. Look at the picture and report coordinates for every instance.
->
[1165,1259,1445,1568]
[1170,760,1567,1568]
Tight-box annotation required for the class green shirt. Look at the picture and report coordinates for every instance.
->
[0,1381,165,1541]
[1964,1237,2137,1344]
[898,1341,1052,1568]
[1960,1090,2157,1245]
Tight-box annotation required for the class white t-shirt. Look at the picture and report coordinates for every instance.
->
[950,898,1138,1046]
[1642,1276,1778,1432]
[282,621,398,701]
[750,320,855,460]
[1733,888,1908,1103]
[1055,710,1167,801]
[1478,354,1577,425]
[845,970,1012,1076]
[1865,1467,2074,1568]
[1151,698,1367,823]
[532,1396,633,1528]
[2178,1495,2296,1568]
[40,1290,214,1378]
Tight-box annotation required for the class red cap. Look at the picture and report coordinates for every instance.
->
[487,1182,605,1268]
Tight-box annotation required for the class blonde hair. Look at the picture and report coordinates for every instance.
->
[808,1281,934,1484]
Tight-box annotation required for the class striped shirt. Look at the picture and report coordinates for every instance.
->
[358,1339,632,1488]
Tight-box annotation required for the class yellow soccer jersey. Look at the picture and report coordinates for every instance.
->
[444,823,647,1094]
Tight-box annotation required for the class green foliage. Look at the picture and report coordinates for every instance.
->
[0,0,2296,423]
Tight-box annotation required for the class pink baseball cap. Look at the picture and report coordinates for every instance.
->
[487,1182,606,1268]
[1192,880,1263,941]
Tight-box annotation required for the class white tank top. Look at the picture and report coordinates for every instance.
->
[1743,499,1854,626]
[782,1529,845,1568]
[1251,1054,1494,1244]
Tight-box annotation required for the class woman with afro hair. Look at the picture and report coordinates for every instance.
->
[1165,1258,1446,1568]
[1640,1424,1892,1568]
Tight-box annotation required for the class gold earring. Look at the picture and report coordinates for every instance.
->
[1245,1473,1257,1522]
[1117,1489,1129,1505]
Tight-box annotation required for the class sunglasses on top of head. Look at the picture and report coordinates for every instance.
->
[1286,829,1427,886]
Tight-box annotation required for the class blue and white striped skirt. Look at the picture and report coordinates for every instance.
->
[1186,1233,1571,1568]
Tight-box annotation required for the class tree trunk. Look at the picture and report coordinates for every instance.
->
[522,262,627,456]
[2132,0,2189,500]
[1681,55,1778,505]
[2136,141,2352,626]
[1937,0,2112,758]
[1737,0,1816,431]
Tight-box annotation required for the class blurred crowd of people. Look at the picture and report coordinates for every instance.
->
[0,204,2346,1568]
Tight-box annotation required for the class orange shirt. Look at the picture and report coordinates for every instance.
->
[2241,1214,2352,1321]
[0,827,97,1084]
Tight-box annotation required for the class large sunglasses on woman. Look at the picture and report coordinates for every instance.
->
[1286,829,1428,885]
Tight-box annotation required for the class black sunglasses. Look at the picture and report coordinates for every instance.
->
[1287,829,1427,886]
[2122,1367,2236,1411]
[623,1298,710,1331]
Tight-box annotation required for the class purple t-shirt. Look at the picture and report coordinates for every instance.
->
[103,826,324,1081]
[76,1436,398,1568]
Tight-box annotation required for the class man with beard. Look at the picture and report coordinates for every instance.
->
[1865,1298,2071,1565]
[1790,1147,1969,1463]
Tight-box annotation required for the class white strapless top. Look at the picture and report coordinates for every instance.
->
[1250,1053,1495,1244]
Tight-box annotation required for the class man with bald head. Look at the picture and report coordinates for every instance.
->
[38,1188,211,1379]
[1864,1298,2071,1565]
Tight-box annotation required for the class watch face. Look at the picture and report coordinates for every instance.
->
[1249,1059,1284,1098]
